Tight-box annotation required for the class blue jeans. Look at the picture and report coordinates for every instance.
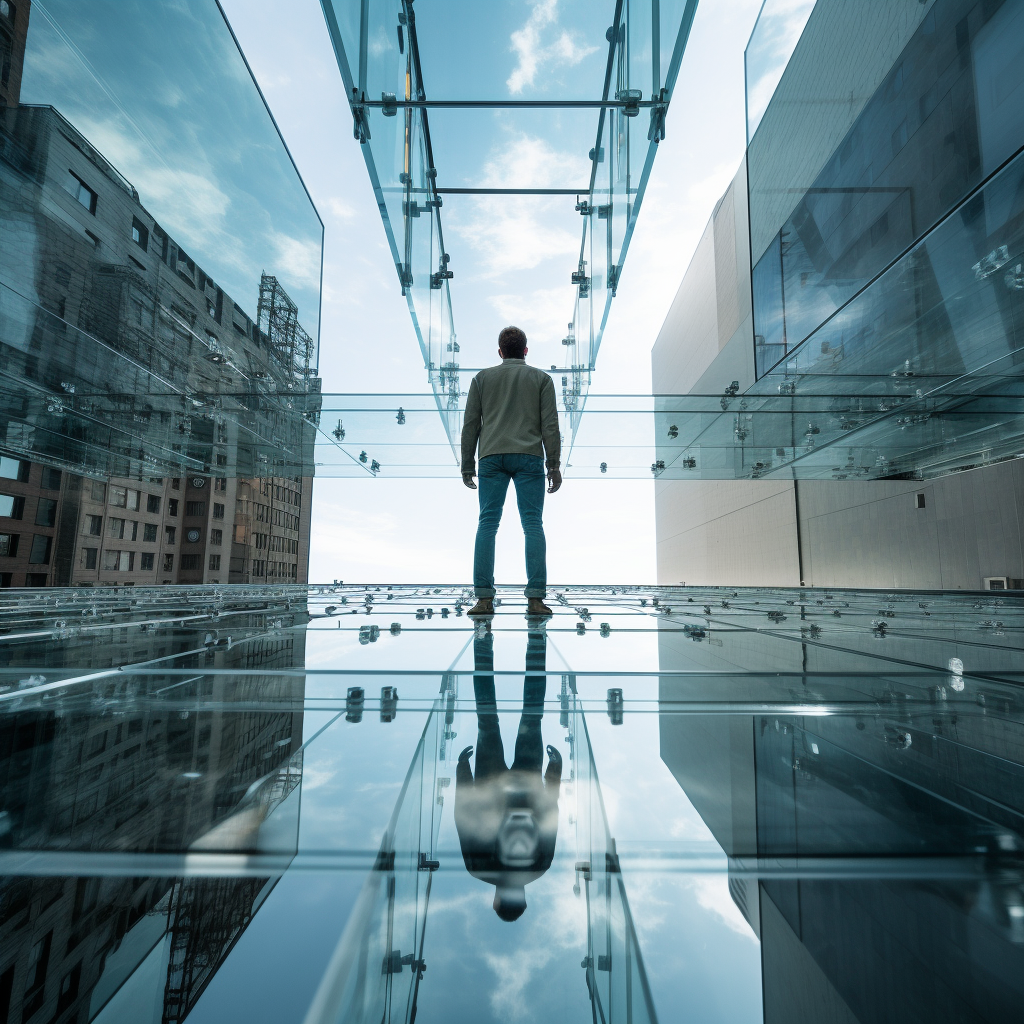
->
[473,454,546,598]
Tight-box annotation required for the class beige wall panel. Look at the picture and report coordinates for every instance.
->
[656,479,800,586]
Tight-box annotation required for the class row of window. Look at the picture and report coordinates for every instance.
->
[257,480,302,507]
[0,495,58,526]
[250,560,299,579]
[252,533,299,554]
[0,457,59,488]
[79,550,219,573]
[85,517,225,546]
[0,573,48,588]
[0,533,50,563]
[253,504,300,530]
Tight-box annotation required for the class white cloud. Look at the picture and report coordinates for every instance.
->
[488,287,572,350]
[507,0,599,94]
[452,135,585,276]
[326,197,356,221]
[483,947,552,1021]
[689,875,759,940]
[273,232,323,289]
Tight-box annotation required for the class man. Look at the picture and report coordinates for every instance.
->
[455,626,561,922]
[462,325,561,617]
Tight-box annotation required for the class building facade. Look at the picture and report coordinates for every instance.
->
[652,0,1024,590]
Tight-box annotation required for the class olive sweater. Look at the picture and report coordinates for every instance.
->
[460,359,561,473]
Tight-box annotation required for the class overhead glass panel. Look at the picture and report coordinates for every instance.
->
[319,0,700,454]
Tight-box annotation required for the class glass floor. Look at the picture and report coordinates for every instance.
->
[0,584,1022,1023]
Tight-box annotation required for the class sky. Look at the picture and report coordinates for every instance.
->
[218,0,767,587]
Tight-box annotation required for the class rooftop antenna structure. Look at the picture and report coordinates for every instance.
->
[257,273,315,381]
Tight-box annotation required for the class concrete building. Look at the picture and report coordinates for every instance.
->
[652,0,1024,591]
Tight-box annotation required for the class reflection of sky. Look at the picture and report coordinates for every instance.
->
[185,613,761,1023]
[20,0,323,341]
[744,0,816,141]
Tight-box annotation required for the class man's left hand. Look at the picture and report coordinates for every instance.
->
[463,473,477,490]
[547,469,562,493]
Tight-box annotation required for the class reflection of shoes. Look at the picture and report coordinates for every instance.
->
[467,599,494,617]
[526,598,553,617]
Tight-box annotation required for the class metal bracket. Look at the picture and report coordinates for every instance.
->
[351,90,371,143]
[648,88,669,141]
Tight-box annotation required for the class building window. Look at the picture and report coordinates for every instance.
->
[212,503,225,520]
[0,456,28,481]
[140,552,154,571]
[216,454,227,466]
[146,494,161,514]
[90,480,106,502]
[180,554,201,571]
[165,526,176,545]
[0,573,11,587]
[143,523,157,543]
[103,550,133,571]
[0,534,18,557]
[83,547,97,569]
[41,467,62,490]
[34,498,58,527]
[171,478,180,490]
[56,963,81,1014]
[109,486,127,508]
[0,3,15,24]
[209,554,221,571]
[25,572,47,587]
[63,170,98,214]
[0,495,24,519]
[131,216,149,252]
[29,535,52,564]
[162,554,174,572]
[210,529,222,545]
[86,514,102,536]
[108,517,125,540]
[168,498,178,516]
[185,501,205,517]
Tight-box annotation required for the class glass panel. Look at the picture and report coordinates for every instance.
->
[319,0,700,455]
[750,0,1023,372]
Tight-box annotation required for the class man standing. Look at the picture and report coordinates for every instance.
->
[462,326,561,617]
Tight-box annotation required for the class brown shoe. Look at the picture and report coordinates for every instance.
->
[467,598,494,617]
[526,598,553,617]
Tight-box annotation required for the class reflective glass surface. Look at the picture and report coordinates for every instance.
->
[1,0,322,481]
[0,584,1022,1022]
[748,0,1024,379]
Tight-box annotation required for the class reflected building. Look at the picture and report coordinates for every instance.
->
[657,598,1024,1024]
[1,86,319,588]
[0,598,307,1023]
[652,0,1024,589]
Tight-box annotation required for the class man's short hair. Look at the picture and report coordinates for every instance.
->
[498,326,527,359]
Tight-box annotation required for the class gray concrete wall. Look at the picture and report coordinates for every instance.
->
[797,464,1024,590]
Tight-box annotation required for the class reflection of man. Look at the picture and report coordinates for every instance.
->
[455,627,561,922]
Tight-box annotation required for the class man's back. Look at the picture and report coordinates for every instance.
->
[461,358,560,471]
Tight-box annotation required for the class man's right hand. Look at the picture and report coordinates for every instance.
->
[463,473,477,490]
[547,469,562,493]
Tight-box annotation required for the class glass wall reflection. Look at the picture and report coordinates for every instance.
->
[0,0,322,588]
